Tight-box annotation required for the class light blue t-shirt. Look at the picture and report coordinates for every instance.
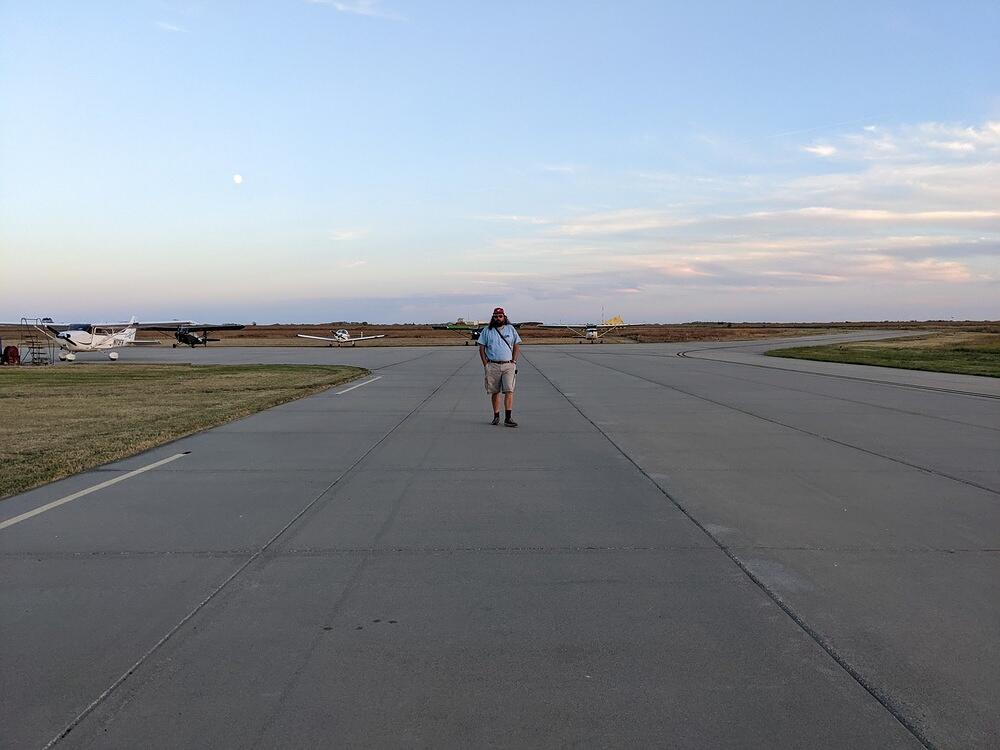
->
[477,324,521,361]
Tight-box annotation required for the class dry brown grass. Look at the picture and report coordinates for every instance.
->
[0,364,365,499]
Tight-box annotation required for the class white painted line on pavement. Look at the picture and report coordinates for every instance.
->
[0,453,188,531]
[337,375,382,394]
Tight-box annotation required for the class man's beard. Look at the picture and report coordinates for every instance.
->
[491,318,506,328]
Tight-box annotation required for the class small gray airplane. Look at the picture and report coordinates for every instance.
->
[296,329,386,346]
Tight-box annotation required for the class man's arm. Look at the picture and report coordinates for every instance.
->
[512,342,520,364]
[479,343,489,366]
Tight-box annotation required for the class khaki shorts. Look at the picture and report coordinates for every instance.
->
[485,361,516,393]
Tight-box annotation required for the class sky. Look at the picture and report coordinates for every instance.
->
[1,1,998,324]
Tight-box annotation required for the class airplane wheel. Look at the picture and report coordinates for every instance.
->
[108,352,119,361]
[172,343,177,348]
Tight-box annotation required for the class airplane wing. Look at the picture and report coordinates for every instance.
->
[190,323,245,333]
[534,323,630,338]
[535,324,592,332]
[297,334,342,342]
[133,321,198,331]
[296,334,386,342]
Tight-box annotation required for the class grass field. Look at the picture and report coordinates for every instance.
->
[0,364,365,499]
[766,332,1000,378]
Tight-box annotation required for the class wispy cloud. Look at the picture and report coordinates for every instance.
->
[329,229,367,241]
[748,207,1000,224]
[156,21,188,33]
[553,209,696,236]
[473,214,551,225]
[539,163,582,174]
[802,144,836,157]
[306,0,404,21]
[462,118,1000,310]
[832,121,1000,161]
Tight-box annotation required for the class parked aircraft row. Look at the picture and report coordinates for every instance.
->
[19,314,636,361]
[34,318,245,361]
[433,316,628,343]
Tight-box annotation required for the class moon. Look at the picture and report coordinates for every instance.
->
[232,174,243,185]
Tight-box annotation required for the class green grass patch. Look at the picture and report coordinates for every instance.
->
[766,333,1000,378]
[0,364,366,499]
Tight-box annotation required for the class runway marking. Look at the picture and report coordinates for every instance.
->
[337,375,382,394]
[0,453,188,531]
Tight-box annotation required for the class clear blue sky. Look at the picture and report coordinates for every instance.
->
[2,1,998,323]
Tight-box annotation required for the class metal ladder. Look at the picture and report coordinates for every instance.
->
[18,318,55,365]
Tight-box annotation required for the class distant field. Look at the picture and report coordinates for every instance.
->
[0,364,365,499]
[767,332,1000,378]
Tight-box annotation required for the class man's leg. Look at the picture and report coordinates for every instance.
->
[491,391,501,424]
[503,390,517,427]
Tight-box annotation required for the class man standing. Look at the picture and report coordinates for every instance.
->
[478,307,521,427]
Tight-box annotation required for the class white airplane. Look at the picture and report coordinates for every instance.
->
[296,329,386,347]
[39,317,191,361]
[539,315,629,343]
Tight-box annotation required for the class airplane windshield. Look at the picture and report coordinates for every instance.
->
[68,324,94,333]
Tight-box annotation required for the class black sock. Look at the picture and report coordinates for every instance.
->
[493,411,500,419]
[505,410,512,421]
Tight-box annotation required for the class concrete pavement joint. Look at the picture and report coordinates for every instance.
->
[266,544,714,556]
[8,546,997,561]
[524,350,937,750]
[1,550,255,559]
[41,352,473,749]
[248,355,479,745]
[560,349,1000,498]
[647,356,1000,433]
[370,350,438,371]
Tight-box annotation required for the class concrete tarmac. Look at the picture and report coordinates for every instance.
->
[2,333,998,748]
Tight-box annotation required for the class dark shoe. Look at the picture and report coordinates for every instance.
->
[504,419,518,428]
[491,415,500,425]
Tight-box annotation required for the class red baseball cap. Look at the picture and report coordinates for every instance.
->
[493,307,505,316]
